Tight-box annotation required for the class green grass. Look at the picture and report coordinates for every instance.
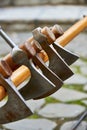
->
[62,84,87,107]
[45,97,61,104]
[28,113,40,119]
[71,65,81,74]
[66,100,87,107]
[63,84,84,92]
[80,57,87,63]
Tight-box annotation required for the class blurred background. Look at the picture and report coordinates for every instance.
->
[0,0,87,130]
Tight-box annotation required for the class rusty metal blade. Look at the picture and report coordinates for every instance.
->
[32,29,73,81]
[52,42,79,65]
[0,75,32,124]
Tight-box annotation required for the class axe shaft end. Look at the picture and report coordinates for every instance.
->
[56,16,87,47]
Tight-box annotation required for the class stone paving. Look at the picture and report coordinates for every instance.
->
[60,121,87,130]
[0,4,87,130]
[3,119,57,130]
[50,88,87,102]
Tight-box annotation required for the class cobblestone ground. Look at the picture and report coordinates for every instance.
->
[0,4,87,130]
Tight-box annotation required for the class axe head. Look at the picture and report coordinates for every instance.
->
[11,47,57,100]
[0,75,32,124]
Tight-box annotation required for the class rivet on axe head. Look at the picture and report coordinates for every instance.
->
[0,28,57,100]
[0,75,32,124]
[32,28,73,81]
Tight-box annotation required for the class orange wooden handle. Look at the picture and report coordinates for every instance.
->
[11,65,31,86]
[56,16,87,47]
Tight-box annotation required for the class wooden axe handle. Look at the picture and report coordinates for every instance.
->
[56,16,87,47]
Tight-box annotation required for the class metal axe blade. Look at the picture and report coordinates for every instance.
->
[52,42,79,65]
[0,75,32,124]
[49,24,79,65]
[32,29,73,81]
[11,47,56,100]
[24,42,63,99]
[32,54,63,99]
